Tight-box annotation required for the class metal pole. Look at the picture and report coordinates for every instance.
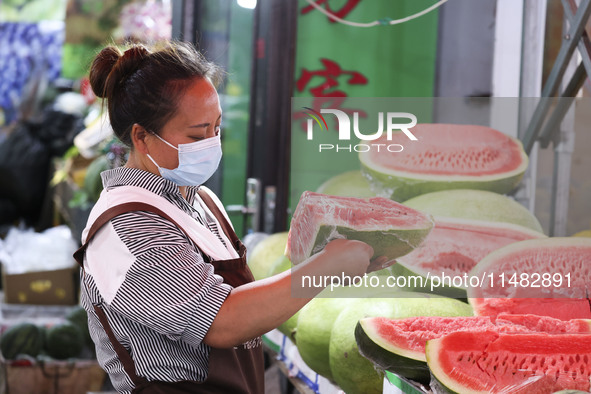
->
[563,0,591,80]
[522,0,591,153]
[549,3,581,237]
[538,61,586,147]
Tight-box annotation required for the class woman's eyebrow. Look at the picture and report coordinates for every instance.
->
[188,114,222,128]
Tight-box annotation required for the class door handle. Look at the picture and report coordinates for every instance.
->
[226,178,262,232]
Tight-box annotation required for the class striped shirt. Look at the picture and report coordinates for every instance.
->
[79,167,233,393]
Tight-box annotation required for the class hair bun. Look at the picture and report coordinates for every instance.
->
[89,46,122,98]
[116,46,149,82]
[89,45,149,99]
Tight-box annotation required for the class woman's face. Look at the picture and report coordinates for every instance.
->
[146,77,222,171]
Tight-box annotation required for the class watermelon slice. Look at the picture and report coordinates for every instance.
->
[395,217,545,298]
[402,189,544,233]
[468,237,591,320]
[355,315,591,384]
[286,191,434,265]
[359,124,528,201]
[426,331,591,393]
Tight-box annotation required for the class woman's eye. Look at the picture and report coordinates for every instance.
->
[215,126,221,136]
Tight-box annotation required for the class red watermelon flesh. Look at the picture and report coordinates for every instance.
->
[397,217,545,280]
[471,298,591,321]
[369,124,525,177]
[468,238,591,320]
[286,191,433,265]
[497,313,591,333]
[358,315,591,363]
[427,331,591,393]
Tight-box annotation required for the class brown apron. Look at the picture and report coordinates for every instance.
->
[74,189,265,394]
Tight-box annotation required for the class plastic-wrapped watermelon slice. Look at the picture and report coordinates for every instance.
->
[286,191,434,265]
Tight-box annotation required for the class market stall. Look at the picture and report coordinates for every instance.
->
[1,0,591,394]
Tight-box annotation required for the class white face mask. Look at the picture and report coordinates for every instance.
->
[147,133,222,186]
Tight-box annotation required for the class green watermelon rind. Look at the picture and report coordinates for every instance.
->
[390,261,468,300]
[295,286,399,383]
[45,322,84,360]
[359,139,529,202]
[316,170,377,198]
[328,294,474,394]
[402,189,544,233]
[313,222,434,263]
[0,323,44,360]
[355,318,430,384]
[394,217,547,300]
[66,306,93,348]
[425,338,465,394]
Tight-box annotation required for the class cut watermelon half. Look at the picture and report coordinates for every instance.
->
[359,124,529,201]
[395,217,545,298]
[426,331,591,393]
[468,237,591,320]
[355,314,591,384]
[286,191,434,265]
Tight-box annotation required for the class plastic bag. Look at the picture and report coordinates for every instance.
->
[0,225,77,274]
[285,191,434,265]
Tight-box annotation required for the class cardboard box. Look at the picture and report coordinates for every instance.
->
[1,358,105,394]
[2,266,79,305]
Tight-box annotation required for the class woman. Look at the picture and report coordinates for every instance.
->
[75,41,374,394]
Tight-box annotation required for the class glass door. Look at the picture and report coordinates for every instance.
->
[172,0,296,237]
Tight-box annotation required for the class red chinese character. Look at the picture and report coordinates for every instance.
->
[301,0,362,23]
[296,58,368,97]
[293,98,368,132]
[294,59,368,132]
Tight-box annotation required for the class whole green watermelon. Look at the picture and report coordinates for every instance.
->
[45,322,84,359]
[66,306,93,348]
[0,323,44,359]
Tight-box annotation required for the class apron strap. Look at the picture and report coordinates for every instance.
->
[93,304,148,387]
[73,202,200,267]
[196,188,241,250]
[75,203,188,387]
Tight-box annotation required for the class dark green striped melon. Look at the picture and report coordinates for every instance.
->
[359,124,528,202]
[286,191,434,265]
[66,306,93,349]
[45,322,84,359]
[0,323,44,360]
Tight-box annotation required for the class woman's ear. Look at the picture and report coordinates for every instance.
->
[130,124,150,154]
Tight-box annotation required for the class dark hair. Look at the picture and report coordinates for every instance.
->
[89,41,224,147]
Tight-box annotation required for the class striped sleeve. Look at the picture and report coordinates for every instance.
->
[89,210,232,348]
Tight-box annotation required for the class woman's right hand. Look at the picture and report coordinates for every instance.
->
[317,238,374,278]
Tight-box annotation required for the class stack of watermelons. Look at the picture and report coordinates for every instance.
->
[284,123,591,393]
[0,306,91,362]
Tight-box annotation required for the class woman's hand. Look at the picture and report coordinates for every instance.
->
[203,239,376,348]
[316,238,374,278]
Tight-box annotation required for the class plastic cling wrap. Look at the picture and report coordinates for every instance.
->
[426,331,591,394]
[286,191,434,265]
[356,314,591,388]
